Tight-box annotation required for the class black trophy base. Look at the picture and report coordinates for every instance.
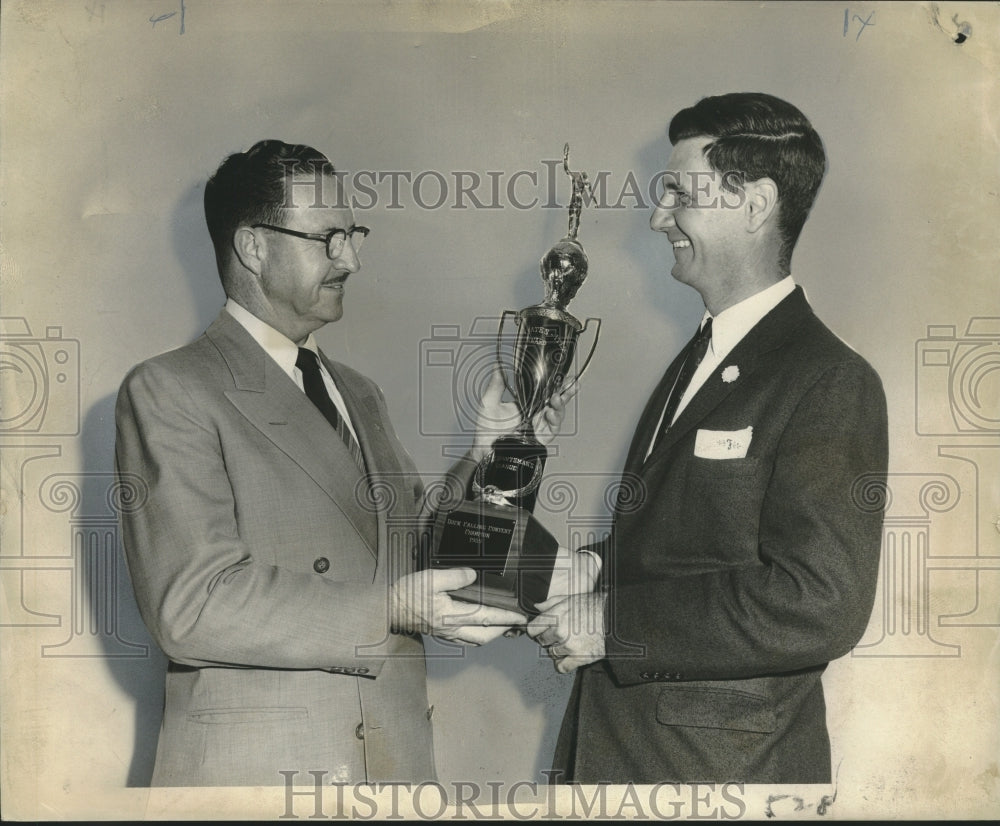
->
[429,498,559,616]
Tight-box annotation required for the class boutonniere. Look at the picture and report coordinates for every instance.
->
[721,365,740,383]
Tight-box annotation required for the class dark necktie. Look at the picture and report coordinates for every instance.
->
[651,317,713,451]
[295,348,366,472]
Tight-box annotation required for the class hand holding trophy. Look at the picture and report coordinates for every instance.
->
[428,145,601,617]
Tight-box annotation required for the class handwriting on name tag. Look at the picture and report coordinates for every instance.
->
[694,426,753,459]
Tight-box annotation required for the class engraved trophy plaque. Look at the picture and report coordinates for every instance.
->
[429,145,601,616]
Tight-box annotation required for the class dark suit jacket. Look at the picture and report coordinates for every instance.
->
[115,310,435,786]
[553,287,888,784]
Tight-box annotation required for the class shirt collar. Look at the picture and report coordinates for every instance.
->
[224,299,321,380]
[703,276,796,360]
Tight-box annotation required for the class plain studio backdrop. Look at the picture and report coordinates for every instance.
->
[1,0,997,820]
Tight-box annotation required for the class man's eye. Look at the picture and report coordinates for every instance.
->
[659,187,690,209]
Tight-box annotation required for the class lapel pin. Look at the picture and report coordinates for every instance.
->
[722,365,740,383]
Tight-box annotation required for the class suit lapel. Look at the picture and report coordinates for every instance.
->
[205,312,378,557]
[621,346,689,477]
[322,355,415,575]
[643,288,814,466]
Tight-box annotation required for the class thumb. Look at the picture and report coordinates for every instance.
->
[481,365,507,406]
[430,567,477,592]
[533,594,566,613]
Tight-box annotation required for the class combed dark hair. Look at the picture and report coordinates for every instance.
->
[669,93,826,271]
[203,139,335,268]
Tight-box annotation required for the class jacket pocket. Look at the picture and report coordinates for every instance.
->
[681,456,766,564]
[188,706,309,725]
[687,456,760,479]
[656,684,776,733]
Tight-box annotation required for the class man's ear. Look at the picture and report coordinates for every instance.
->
[744,177,779,233]
[233,226,265,276]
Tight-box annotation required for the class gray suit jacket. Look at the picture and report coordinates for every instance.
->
[115,310,435,786]
[553,288,888,783]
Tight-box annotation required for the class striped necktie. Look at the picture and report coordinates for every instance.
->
[295,348,366,473]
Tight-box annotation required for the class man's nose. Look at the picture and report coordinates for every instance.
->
[333,241,361,273]
[650,202,677,232]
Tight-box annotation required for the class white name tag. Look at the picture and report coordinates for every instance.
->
[694,426,753,459]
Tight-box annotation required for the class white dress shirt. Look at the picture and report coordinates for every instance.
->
[646,276,796,458]
[224,299,360,442]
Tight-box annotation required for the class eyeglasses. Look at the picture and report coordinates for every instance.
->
[252,223,370,258]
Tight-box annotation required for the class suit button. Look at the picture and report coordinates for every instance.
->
[355,723,365,740]
[313,557,330,573]
[357,667,370,675]
[640,671,652,680]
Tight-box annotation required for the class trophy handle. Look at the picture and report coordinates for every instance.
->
[562,317,601,393]
[496,310,520,399]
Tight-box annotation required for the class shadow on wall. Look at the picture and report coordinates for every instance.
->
[172,179,227,338]
[77,393,167,787]
[78,182,219,786]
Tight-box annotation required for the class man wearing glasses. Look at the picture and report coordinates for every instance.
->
[114,140,565,786]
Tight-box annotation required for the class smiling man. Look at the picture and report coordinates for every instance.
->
[114,140,550,786]
[528,93,889,784]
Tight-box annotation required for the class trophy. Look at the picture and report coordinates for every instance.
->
[428,145,601,616]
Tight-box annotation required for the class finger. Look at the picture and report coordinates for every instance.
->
[433,631,481,647]
[526,612,557,639]
[555,657,581,674]
[553,378,581,405]
[533,594,569,613]
[443,601,528,627]
[530,618,566,647]
[537,628,566,648]
[441,625,511,646]
[430,567,477,592]
[544,648,575,673]
[546,385,567,412]
[481,365,507,406]
[472,604,528,626]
